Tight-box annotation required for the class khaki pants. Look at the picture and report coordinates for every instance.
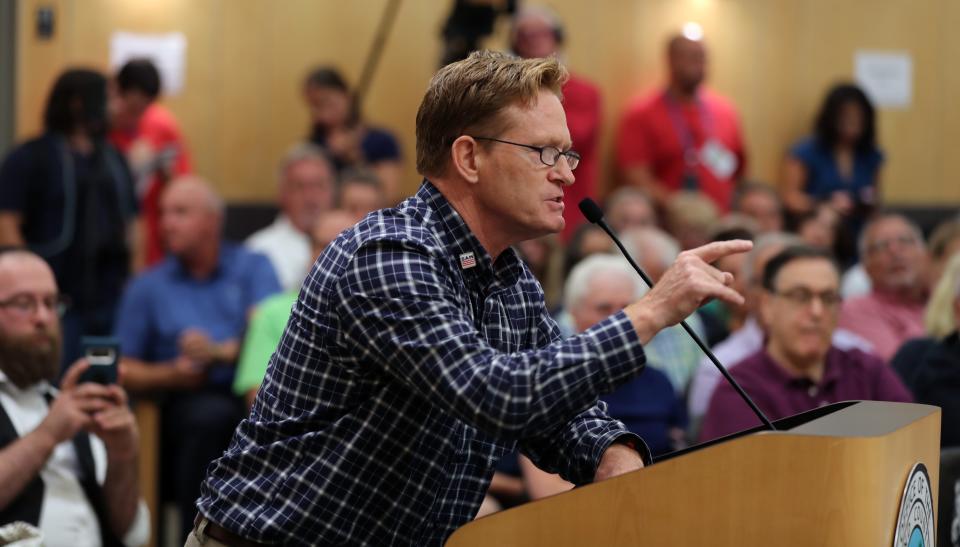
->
[183,518,229,547]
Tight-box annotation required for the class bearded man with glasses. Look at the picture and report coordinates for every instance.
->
[700,245,912,441]
[0,247,148,545]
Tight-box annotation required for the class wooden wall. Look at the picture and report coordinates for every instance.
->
[14,0,960,205]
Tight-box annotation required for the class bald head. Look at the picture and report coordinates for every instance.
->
[160,176,224,257]
[511,6,563,59]
[165,176,225,214]
[667,34,707,95]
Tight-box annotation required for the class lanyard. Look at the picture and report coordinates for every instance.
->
[663,90,714,168]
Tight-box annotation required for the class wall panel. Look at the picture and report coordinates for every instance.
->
[14,0,960,205]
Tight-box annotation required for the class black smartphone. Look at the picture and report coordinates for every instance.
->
[78,336,119,385]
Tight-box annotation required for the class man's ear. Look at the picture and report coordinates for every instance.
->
[450,136,481,184]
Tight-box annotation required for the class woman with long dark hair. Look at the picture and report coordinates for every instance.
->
[780,83,883,262]
[303,66,403,201]
[0,69,138,369]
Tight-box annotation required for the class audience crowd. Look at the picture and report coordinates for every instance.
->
[1,5,958,543]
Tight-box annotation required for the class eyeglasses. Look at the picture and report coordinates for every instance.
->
[0,293,69,318]
[471,136,581,170]
[770,288,842,308]
[865,234,920,255]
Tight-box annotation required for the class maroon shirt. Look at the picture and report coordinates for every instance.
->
[699,346,912,442]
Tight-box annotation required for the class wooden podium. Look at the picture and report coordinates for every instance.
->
[446,401,941,546]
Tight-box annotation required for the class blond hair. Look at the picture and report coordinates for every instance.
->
[925,252,960,338]
[415,50,568,177]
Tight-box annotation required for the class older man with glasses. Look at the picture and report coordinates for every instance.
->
[700,245,911,441]
[838,212,930,361]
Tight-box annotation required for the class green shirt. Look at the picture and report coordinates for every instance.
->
[233,290,298,397]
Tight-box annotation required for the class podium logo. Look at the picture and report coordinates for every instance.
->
[894,463,935,547]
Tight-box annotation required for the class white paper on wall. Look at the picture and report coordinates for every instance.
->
[109,31,187,96]
[854,50,912,109]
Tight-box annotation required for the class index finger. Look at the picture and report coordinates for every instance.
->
[60,358,90,391]
[687,239,753,264]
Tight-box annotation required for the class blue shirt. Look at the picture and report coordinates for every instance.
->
[601,367,687,457]
[115,243,280,386]
[789,136,884,201]
[197,180,651,546]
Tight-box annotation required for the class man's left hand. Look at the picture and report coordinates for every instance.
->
[594,443,645,483]
[89,384,139,464]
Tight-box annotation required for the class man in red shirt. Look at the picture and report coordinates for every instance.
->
[511,6,602,240]
[617,34,746,213]
[109,59,192,267]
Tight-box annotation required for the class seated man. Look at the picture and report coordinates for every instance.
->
[116,177,280,539]
[731,181,784,235]
[337,168,388,220]
[489,254,688,505]
[234,209,357,407]
[839,213,929,361]
[687,232,871,431]
[566,254,687,455]
[700,245,911,441]
[0,248,148,545]
[620,226,707,395]
[603,187,658,234]
[246,145,336,291]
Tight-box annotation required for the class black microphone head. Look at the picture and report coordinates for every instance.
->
[578,198,604,224]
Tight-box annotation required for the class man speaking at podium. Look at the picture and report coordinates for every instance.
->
[190,51,750,546]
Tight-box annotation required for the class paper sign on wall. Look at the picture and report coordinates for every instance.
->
[109,31,187,96]
[854,50,912,109]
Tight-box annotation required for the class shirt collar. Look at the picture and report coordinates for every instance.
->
[0,369,55,396]
[171,243,232,281]
[417,180,523,290]
[758,346,840,389]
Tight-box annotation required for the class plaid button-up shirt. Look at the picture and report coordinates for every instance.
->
[197,180,649,545]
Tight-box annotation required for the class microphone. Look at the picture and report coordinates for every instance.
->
[578,198,776,432]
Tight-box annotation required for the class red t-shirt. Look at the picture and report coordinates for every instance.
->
[616,88,746,212]
[110,103,192,265]
[561,74,602,240]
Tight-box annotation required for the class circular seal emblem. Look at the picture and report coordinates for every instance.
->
[893,463,935,547]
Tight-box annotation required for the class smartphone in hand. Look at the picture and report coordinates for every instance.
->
[78,336,119,385]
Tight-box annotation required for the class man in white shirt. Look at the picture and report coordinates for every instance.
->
[0,248,148,546]
[246,144,337,291]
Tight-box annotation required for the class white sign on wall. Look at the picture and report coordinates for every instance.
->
[854,50,913,109]
[109,31,187,96]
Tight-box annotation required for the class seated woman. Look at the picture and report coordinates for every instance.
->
[303,66,403,201]
[891,252,960,447]
[780,83,883,263]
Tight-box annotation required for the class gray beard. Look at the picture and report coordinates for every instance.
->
[0,329,61,390]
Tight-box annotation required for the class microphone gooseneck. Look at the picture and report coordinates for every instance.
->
[578,198,776,432]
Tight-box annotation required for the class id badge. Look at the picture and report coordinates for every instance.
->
[699,138,738,180]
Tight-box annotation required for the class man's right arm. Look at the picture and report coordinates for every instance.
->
[121,357,204,392]
[0,364,106,509]
[0,426,59,509]
[335,239,748,441]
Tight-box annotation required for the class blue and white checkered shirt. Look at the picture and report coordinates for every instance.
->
[197,180,650,545]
